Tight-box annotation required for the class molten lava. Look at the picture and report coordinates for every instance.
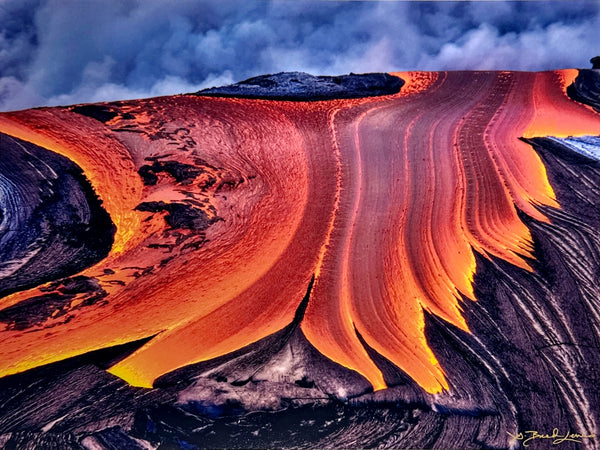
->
[1,70,600,393]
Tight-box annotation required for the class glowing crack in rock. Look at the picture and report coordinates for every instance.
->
[1,70,600,395]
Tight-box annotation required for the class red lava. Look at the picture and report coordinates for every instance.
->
[1,70,600,393]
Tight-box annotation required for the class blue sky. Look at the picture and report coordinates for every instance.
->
[1,0,599,111]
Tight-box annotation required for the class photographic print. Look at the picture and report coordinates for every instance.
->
[1,1,600,448]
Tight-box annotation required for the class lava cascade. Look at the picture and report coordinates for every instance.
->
[1,70,600,394]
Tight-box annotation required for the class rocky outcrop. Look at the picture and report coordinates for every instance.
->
[567,69,600,113]
[0,133,114,298]
[196,71,404,100]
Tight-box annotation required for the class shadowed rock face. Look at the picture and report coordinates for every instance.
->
[1,70,600,449]
[0,133,115,299]
[567,69,600,113]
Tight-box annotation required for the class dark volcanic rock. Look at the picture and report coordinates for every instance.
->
[591,56,600,69]
[0,276,504,449]
[138,160,204,186]
[154,276,375,400]
[196,72,404,101]
[0,133,115,298]
[71,104,119,123]
[0,276,107,331]
[132,401,435,450]
[0,338,164,441]
[135,201,215,231]
[526,135,600,163]
[567,69,600,113]
[420,137,600,450]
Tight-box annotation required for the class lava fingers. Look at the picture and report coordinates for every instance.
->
[1,70,600,396]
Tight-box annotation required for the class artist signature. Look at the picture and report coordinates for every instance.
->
[507,428,596,447]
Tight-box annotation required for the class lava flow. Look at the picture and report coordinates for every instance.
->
[1,70,600,394]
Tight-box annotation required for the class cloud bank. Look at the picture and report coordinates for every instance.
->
[1,0,599,111]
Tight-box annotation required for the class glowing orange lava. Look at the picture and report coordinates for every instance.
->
[1,71,600,393]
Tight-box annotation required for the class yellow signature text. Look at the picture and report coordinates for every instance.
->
[507,428,596,447]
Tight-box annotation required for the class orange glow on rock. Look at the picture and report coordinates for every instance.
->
[523,70,600,139]
[1,71,600,394]
[0,114,145,257]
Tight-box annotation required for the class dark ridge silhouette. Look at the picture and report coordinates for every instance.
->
[196,72,404,100]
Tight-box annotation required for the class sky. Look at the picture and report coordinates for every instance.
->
[1,0,599,111]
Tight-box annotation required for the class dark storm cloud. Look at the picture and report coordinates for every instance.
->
[1,0,599,111]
